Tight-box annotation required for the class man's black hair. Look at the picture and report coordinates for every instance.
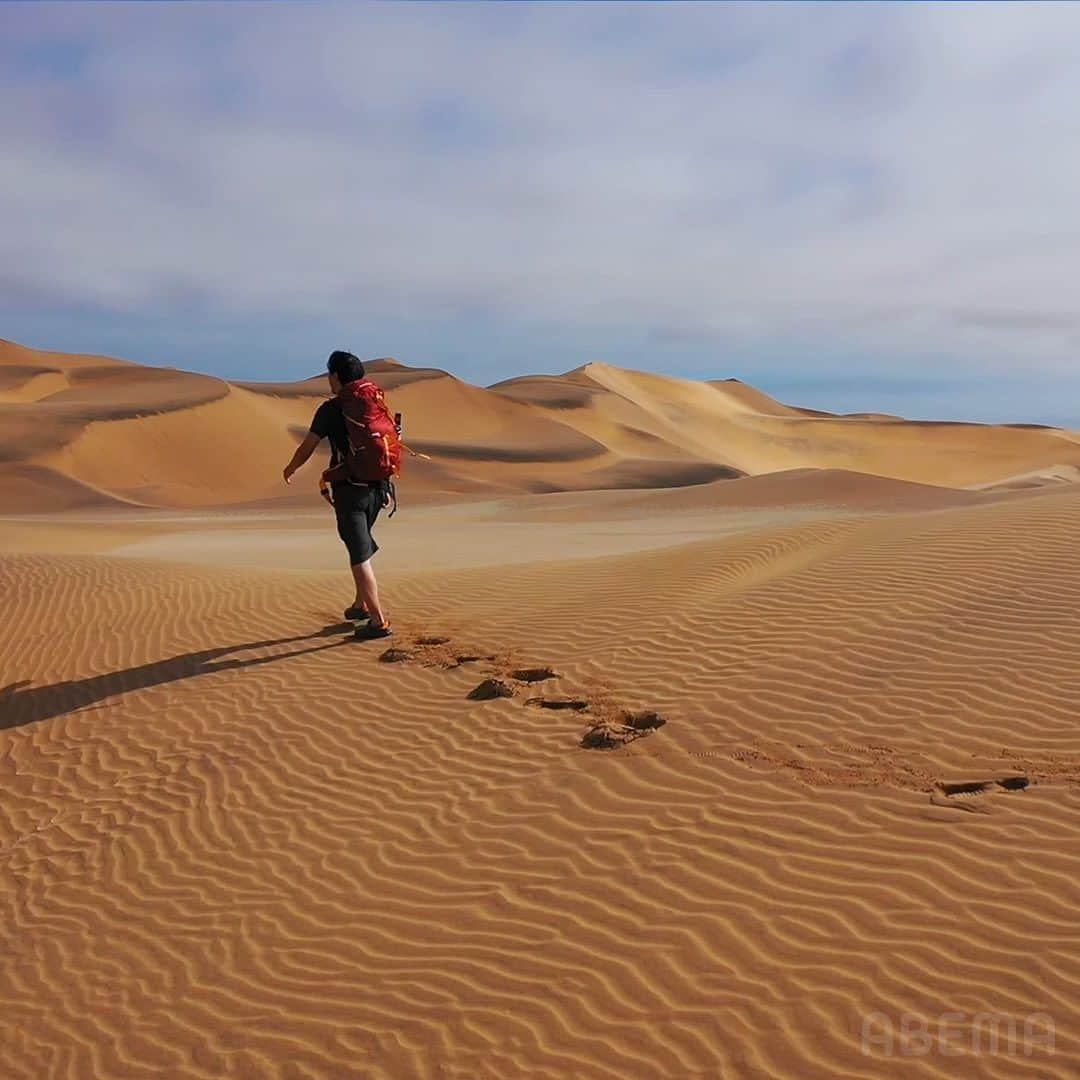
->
[327,350,365,384]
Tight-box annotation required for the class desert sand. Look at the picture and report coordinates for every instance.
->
[2,337,1078,1078]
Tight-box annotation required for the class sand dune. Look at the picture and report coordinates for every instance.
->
[3,335,1080,1076]
[502,467,1004,521]
[2,479,1078,1077]
[4,337,1079,511]
[0,464,147,513]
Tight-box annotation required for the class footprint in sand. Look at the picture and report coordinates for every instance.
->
[524,696,590,711]
[465,667,561,701]
[580,710,666,750]
[467,678,515,700]
[466,667,561,702]
[930,776,1030,813]
[377,629,667,750]
[512,667,558,683]
[378,636,497,669]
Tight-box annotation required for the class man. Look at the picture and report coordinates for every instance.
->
[282,350,393,639]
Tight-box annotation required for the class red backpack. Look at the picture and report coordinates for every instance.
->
[322,378,403,486]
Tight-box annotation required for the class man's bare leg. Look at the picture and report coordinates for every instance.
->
[350,557,387,627]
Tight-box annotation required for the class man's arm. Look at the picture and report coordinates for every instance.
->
[283,432,322,484]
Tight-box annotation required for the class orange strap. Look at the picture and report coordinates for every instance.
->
[399,441,431,461]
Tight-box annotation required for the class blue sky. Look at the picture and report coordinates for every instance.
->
[3,2,1080,425]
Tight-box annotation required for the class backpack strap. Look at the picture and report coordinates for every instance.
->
[399,442,432,461]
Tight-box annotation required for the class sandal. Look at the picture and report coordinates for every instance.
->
[344,605,370,621]
[354,621,393,640]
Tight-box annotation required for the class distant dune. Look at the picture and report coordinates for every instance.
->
[3,336,1080,511]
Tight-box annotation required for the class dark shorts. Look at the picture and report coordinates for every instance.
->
[333,483,383,565]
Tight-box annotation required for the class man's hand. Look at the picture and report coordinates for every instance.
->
[282,432,322,485]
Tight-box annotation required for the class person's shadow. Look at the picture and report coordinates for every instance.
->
[0,623,357,731]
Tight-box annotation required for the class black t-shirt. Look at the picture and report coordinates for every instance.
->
[309,398,354,485]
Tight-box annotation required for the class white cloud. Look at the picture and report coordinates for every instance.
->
[3,1,1080,374]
